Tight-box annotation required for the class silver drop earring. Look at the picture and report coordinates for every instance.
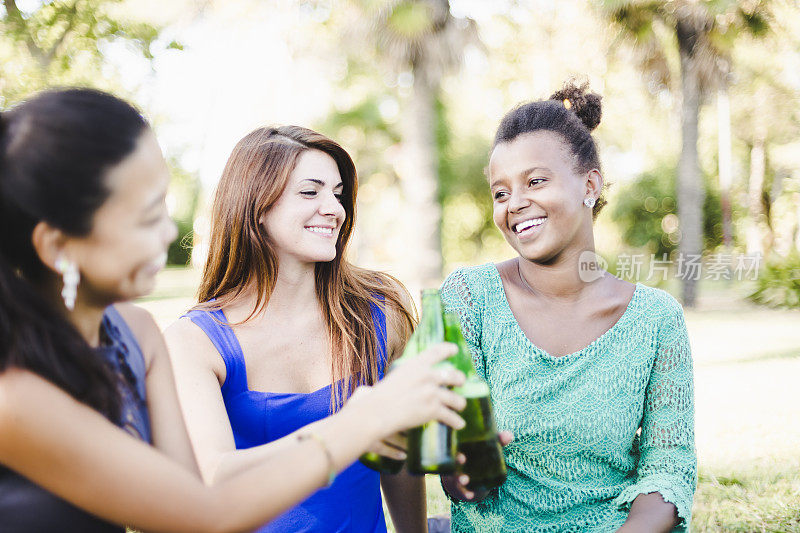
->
[55,255,80,311]
[584,198,596,208]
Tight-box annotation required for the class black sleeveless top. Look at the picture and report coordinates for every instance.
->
[0,306,152,532]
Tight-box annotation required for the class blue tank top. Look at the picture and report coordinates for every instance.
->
[0,305,151,532]
[184,301,389,533]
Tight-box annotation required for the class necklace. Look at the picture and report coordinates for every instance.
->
[516,256,606,296]
[516,258,538,295]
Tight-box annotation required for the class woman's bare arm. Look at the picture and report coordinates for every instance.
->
[164,318,331,485]
[0,343,465,533]
[0,368,369,533]
[117,304,198,475]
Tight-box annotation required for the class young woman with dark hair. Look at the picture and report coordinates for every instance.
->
[440,82,697,532]
[165,125,436,532]
[0,89,467,532]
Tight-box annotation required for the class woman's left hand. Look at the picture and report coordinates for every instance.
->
[441,430,514,501]
[614,492,679,533]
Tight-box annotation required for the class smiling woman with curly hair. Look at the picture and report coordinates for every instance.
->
[440,81,697,533]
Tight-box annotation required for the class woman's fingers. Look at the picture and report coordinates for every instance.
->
[435,365,466,388]
[416,342,458,366]
[457,474,475,500]
[435,406,465,430]
[369,440,407,460]
[358,342,472,436]
[498,431,514,447]
[440,388,467,412]
[382,432,408,450]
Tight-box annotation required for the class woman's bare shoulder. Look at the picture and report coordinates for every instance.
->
[162,314,227,378]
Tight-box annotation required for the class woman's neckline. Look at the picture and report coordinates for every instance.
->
[215,306,335,397]
[489,263,642,362]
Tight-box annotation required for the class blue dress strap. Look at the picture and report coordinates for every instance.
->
[370,296,389,380]
[101,305,152,444]
[185,300,387,390]
[183,308,248,394]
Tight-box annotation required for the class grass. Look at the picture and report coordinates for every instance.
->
[139,268,800,533]
[416,463,800,533]
[693,461,800,532]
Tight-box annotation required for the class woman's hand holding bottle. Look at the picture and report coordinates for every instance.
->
[441,431,514,500]
[346,342,467,444]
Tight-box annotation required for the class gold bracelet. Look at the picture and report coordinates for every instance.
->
[297,431,336,487]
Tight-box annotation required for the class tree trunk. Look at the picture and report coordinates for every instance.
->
[795,193,800,253]
[676,24,705,307]
[396,63,442,289]
[746,134,767,255]
[717,88,733,248]
[3,0,47,66]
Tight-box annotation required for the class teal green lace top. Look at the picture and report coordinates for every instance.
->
[440,264,696,532]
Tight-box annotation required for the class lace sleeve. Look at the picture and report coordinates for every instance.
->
[440,267,486,380]
[613,300,697,530]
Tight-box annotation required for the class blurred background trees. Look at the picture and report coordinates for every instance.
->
[0,0,163,100]
[0,0,199,267]
[2,0,799,306]
[319,0,482,288]
[4,3,800,530]
[600,0,773,306]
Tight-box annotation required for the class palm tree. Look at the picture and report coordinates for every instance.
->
[729,22,800,257]
[599,0,770,306]
[338,0,478,288]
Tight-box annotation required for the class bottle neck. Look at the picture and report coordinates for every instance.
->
[457,375,489,398]
[418,291,445,343]
[443,313,477,377]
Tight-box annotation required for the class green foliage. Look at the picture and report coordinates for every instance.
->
[167,218,194,267]
[387,1,434,38]
[747,253,800,308]
[435,97,490,203]
[2,0,197,262]
[611,166,723,256]
[317,94,400,190]
[737,6,770,36]
[0,0,167,104]
[435,97,498,266]
[322,97,399,142]
[165,161,201,267]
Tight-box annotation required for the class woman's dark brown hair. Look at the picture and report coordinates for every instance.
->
[0,88,148,420]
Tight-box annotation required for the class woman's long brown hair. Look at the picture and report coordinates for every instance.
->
[196,125,415,410]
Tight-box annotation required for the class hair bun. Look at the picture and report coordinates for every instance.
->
[549,80,602,132]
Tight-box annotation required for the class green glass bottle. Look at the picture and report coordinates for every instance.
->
[444,313,507,492]
[358,334,419,474]
[405,289,458,475]
[358,450,406,474]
